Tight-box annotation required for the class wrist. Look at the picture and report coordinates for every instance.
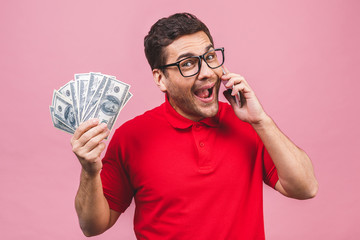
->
[81,168,101,180]
[251,114,273,132]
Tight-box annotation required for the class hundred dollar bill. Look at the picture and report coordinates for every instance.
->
[103,73,116,79]
[121,92,132,110]
[83,87,132,123]
[81,74,117,120]
[74,73,90,121]
[83,73,107,117]
[82,75,108,121]
[74,73,89,96]
[93,78,130,130]
[50,106,75,134]
[53,90,78,130]
[50,72,132,136]
[69,81,80,125]
[58,81,72,102]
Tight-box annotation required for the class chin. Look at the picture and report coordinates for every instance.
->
[199,101,219,118]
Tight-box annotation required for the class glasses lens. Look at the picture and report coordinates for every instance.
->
[178,48,224,77]
[205,49,224,69]
[179,57,200,77]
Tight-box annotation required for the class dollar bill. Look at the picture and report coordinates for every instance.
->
[122,92,132,110]
[50,106,75,134]
[58,81,72,101]
[82,77,125,121]
[82,75,108,121]
[74,73,90,121]
[93,78,130,131]
[83,73,106,116]
[69,81,80,125]
[50,72,132,136]
[53,90,78,130]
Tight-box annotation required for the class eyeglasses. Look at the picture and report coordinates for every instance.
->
[158,47,225,77]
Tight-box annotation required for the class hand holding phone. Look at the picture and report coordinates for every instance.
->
[221,67,245,108]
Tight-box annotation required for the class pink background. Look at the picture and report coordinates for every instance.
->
[1,0,359,239]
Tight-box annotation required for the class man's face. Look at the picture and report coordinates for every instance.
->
[160,31,222,121]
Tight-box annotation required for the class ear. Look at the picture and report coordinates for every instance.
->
[153,69,167,92]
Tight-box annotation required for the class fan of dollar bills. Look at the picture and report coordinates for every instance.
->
[50,72,132,134]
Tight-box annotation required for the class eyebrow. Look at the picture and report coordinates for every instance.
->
[175,44,214,61]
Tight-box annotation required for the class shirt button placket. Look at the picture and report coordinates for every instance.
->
[192,123,208,169]
[194,124,204,148]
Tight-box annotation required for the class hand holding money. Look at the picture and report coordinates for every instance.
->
[71,119,109,176]
[50,72,132,135]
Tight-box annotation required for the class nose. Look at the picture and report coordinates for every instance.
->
[197,58,214,80]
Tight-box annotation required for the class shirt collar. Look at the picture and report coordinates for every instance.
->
[163,94,220,129]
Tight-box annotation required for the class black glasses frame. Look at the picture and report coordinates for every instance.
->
[157,47,225,77]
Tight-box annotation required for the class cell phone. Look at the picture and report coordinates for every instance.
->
[221,67,245,108]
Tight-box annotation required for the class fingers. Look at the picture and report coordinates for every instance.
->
[231,81,249,96]
[72,120,106,145]
[72,123,109,154]
[82,125,109,152]
[221,67,267,123]
[220,68,249,108]
[82,142,107,164]
[221,70,252,94]
[87,142,107,162]
[71,118,109,155]
[72,119,100,142]
[222,74,248,89]
[71,119,109,176]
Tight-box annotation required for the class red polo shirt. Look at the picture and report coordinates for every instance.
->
[101,97,278,240]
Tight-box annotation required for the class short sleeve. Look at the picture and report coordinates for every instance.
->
[256,134,279,188]
[100,129,134,213]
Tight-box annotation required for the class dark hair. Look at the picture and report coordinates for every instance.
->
[144,12,214,70]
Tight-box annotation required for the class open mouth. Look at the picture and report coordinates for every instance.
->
[194,85,215,100]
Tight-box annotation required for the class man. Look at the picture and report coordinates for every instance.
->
[71,13,318,239]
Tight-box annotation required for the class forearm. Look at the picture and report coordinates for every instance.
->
[75,169,111,236]
[252,115,318,199]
